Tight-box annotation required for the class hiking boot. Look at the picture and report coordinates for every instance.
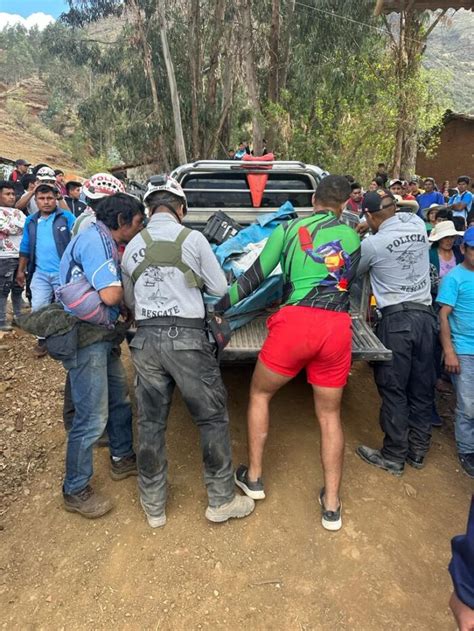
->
[234,464,265,500]
[205,494,255,523]
[33,340,48,358]
[110,454,138,480]
[356,445,404,477]
[140,498,166,529]
[318,488,342,532]
[406,453,425,469]
[63,485,112,518]
[459,453,474,479]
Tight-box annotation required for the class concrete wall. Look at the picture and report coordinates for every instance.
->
[416,117,474,186]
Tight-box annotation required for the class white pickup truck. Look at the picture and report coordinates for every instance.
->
[170,159,391,363]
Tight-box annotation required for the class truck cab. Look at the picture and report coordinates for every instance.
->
[171,159,391,363]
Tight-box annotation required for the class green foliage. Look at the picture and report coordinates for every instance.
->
[0,0,457,183]
[5,99,29,127]
[83,154,113,176]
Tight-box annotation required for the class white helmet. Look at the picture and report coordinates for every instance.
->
[83,172,126,200]
[36,166,56,182]
[143,174,186,206]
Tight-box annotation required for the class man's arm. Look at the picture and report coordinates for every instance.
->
[57,197,69,211]
[193,233,228,297]
[215,223,285,312]
[356,238,375,276]
[99,286,123,306]
[438,304,459,374]
[121,266,136,313]
[16,255,29,288]
[15,189,35,211]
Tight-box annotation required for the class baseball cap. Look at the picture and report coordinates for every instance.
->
[15,159,30,166]
[463,226,474,246]
[363,191,395,213]
[389,179,402,187]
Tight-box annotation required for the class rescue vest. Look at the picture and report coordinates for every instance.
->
[131,227,204,289]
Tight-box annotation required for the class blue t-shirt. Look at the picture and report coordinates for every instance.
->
[20,209,76,274]
[416,191,445,213]
[437,264,474,355]
[448,191,473,219]
[59,222,122,321]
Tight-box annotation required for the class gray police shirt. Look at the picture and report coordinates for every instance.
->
[122,213,227,320]
[357,212,431,308]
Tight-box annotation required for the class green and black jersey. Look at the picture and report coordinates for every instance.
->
[215,211,361,313]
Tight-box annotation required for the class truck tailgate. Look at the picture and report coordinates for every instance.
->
[222,314,392,362]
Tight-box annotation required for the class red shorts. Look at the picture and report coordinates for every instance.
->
[259,305,352,388]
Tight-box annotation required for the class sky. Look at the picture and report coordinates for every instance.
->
[0,0,69,29]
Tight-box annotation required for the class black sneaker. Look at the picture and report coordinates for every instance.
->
[234,465,265,500]
[318,488,342,531]
[110,454,138,480]
[406,453,425,469]
[459,454,474,479]
[356,445,404,477]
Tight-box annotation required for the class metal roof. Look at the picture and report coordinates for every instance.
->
[374,0,473,14]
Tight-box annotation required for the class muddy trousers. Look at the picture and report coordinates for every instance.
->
[0,258,23,326]
[374,310,437,464]
[129,326,235,517]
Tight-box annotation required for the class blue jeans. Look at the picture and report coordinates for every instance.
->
[62,341,134,495]
[30,270,60,311]
[452,355,474,455]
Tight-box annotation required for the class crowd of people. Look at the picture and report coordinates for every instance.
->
[0,158,472,624]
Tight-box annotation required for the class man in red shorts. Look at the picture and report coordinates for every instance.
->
[215,175,361,530]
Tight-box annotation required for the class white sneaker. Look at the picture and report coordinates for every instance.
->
[205,494,255,523]
[140,498,166,528]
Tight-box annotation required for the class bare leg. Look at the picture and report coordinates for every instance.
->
[312,385,344,512]
[247,360,292,481]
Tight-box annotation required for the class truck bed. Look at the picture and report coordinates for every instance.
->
[223,314,391,362]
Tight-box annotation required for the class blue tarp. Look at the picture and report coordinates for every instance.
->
[207,202,297,329]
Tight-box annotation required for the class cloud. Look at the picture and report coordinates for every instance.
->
[0,12,55,31]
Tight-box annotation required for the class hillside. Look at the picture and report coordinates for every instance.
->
[424,8,474,114]
[0,77,79,171]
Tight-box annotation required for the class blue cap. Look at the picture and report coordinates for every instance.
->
[463,226,474,246]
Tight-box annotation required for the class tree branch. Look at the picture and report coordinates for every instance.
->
[381,14,398,48]
[424,8,447,40]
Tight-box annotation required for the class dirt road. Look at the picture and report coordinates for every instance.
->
[0,333,472,630]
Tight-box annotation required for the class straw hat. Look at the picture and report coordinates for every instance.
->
[428,220,464,242]
[393,194,419,212]
[424,203,445,219]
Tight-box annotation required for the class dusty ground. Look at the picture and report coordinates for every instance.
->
[0,329,472,630]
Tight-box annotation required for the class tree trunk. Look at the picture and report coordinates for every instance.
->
[189,0,201,159]
[127,0,169,170]
[278,0,295,94]
[205,0,226,111]
[206,48,234,158]
[157,3,187,165]
[390,7,445,178]
[267,0,280,103]
[239,0,264,156]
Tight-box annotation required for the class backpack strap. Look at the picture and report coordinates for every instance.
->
[130,227,204,289]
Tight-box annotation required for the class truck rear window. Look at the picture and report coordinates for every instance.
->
[181,172,316,208]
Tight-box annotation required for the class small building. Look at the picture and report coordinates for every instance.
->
[416,111,474,184]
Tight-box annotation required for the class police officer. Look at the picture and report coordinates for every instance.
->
[122,175,255,527]
[356,191,436,476]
